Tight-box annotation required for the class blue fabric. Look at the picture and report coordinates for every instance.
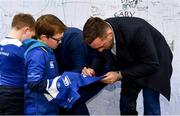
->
[0,38,25,87]
[23,39,49,59]
[46,71,102,109]
[54,27,88,114]
[23,39,59,115]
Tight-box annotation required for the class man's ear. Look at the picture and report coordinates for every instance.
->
[106,28,113,36]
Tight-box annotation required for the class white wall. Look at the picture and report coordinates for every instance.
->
[0,0,179,115]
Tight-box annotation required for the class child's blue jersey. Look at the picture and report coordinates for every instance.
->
[0,37,25,87]
[23,39,59,115]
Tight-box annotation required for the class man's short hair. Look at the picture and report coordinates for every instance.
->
[83,17,109,44]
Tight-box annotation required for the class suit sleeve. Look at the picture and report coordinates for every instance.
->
[68,33,86,72]
[121,27,160,82]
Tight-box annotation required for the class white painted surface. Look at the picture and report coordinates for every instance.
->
[0,0,179,114]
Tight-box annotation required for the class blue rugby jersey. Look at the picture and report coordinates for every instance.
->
[0,37,25,87]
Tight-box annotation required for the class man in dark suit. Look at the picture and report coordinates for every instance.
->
[82,17,173,115]
[54,27,89,115]
[54,27,109,115]
[54,27,86,74]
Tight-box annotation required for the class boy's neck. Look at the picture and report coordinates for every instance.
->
[7,28,22,41]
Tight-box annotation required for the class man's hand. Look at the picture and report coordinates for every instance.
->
[101,71,122,84]
[82,67,96,76]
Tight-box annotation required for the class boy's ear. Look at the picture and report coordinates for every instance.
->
[20,26,29,36]
[22,26,30,34]
[39,35,48,42]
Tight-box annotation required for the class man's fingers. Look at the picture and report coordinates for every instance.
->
[101,76,110,83]
[82,67,93,76]
[100,74,117,84]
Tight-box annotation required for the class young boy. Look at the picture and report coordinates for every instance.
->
[0,13,35,114]
[23,14,103,115]
[23,14,66,115]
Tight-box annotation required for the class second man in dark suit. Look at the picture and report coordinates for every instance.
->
[54,27,89,115]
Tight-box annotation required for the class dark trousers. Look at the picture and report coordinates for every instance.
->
[143,87,160,115]
[0,86,24,115]
[59,82,106,115]
[120,82,160,115]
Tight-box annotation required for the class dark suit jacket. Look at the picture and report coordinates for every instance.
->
[54,27,86,74]
[54,28,108,106]
[104,17,173,100]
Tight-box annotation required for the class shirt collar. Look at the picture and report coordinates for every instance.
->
[106,22,116,55]
[0,36,22,47]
